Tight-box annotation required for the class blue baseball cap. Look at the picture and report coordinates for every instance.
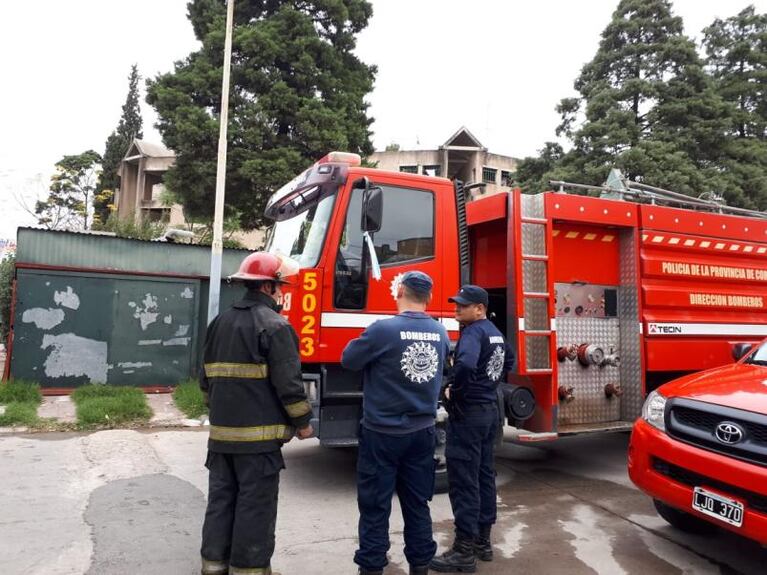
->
[401,271,433,294]
[449,285,489,307]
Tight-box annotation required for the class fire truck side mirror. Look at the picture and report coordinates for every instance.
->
[361,186,383,233]
[732,343,753,362]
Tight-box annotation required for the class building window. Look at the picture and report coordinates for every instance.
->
[399,165,418,174]
[422,165,441,177]
[501,170,514,186]
[482,167,497,184]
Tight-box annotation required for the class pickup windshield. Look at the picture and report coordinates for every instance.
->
[266,194,335,268]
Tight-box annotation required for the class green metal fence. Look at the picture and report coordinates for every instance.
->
[9,228,249,388]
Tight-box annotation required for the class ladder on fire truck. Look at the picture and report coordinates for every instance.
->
[512,191,556,375]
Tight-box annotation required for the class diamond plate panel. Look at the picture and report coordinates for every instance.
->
[525,335,551,370]
[522,260,547,293]
[521,223,547,256]
[557,317,621,425]
[524,298,549,331]
[619,228,643,420]
[521,192,546,219]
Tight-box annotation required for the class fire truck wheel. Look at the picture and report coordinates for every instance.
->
[653,499,717,535]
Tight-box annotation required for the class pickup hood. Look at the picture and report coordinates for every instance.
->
[660,363,767,415]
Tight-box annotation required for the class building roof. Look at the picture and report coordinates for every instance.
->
[442,126,485,150]
[128,139,175,159]
[15,227,250,278]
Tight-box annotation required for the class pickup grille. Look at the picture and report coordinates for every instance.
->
[666,398,767,467]
[652,457,767,514]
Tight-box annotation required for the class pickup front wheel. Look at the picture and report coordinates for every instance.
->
[653,499,717,534]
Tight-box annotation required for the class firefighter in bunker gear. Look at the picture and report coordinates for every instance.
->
[342,271,450,575]
[431,285,515,573]
[200,252,313,575]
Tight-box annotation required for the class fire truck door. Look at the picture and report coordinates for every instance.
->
[332,183,444,321]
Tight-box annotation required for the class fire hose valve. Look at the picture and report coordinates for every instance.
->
[556,345,578,362]
[577,343,605,367]
[604,383,623,398]
[558,385,575,403]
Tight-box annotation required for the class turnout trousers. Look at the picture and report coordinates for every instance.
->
[201,450,284,575]
[355,425,438,570]
[445,404,499,538]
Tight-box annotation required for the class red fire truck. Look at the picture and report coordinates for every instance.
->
[264,152,767,451]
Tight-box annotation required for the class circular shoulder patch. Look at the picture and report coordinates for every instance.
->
[486,346,505,381]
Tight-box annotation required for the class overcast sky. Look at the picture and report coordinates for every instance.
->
[1,0,764,240]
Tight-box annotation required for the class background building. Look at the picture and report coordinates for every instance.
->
[369,126,519,197]
[114,139,264,248]
[114,139,181,224]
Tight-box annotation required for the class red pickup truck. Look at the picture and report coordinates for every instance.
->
[628,341,767,544]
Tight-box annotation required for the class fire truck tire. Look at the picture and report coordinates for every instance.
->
[653,499,717,535]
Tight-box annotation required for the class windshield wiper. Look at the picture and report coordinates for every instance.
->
[745,359,767,366]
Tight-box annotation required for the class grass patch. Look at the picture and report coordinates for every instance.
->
[71,385,151,428]
[0,380,42,428]
[0,380,42,405]
[0,401,40,427]
[173,379,208,419]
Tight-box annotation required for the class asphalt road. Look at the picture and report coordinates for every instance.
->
[0,428,764,574]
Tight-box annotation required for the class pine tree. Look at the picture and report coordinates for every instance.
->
[514,142,564,194]
[94,65,144,226]
[703,6,767,209]
[552,0,732,200]
[146,0,376,229]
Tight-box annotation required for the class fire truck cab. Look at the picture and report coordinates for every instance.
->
[264,152,767,446]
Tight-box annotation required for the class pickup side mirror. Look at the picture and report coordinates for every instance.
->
[361,186,383,233]
[732,343,754,361]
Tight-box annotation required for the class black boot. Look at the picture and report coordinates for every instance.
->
[429,536,477,573]
[358,569,383,575]
[410,565,430,575]
[474,525,493,561]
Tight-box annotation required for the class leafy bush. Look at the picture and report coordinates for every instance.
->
[95,213,166,241]
[0,254,14,343]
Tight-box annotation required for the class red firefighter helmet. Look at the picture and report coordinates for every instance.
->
[228,252,299,283]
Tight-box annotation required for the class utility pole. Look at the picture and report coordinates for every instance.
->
[207,0,235,324]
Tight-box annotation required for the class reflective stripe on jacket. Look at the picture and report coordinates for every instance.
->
[200,290,312,454]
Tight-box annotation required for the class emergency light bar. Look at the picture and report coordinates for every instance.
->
[265,152,360,221]
[317,151,361,166]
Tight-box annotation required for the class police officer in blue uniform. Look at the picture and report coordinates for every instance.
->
[431,285,514,573]
[342,271,450,575]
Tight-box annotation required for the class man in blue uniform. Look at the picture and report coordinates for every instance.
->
[342,271,450,575]
[431,285,514,573]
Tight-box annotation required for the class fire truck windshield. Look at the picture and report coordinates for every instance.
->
[265,193,335,267]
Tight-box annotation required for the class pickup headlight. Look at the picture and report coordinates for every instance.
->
[641,389,667,431]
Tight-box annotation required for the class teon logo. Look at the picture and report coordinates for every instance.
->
[649,324,683,334]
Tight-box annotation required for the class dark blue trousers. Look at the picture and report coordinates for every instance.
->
[355,426,437,570]
[445,404,499,538]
